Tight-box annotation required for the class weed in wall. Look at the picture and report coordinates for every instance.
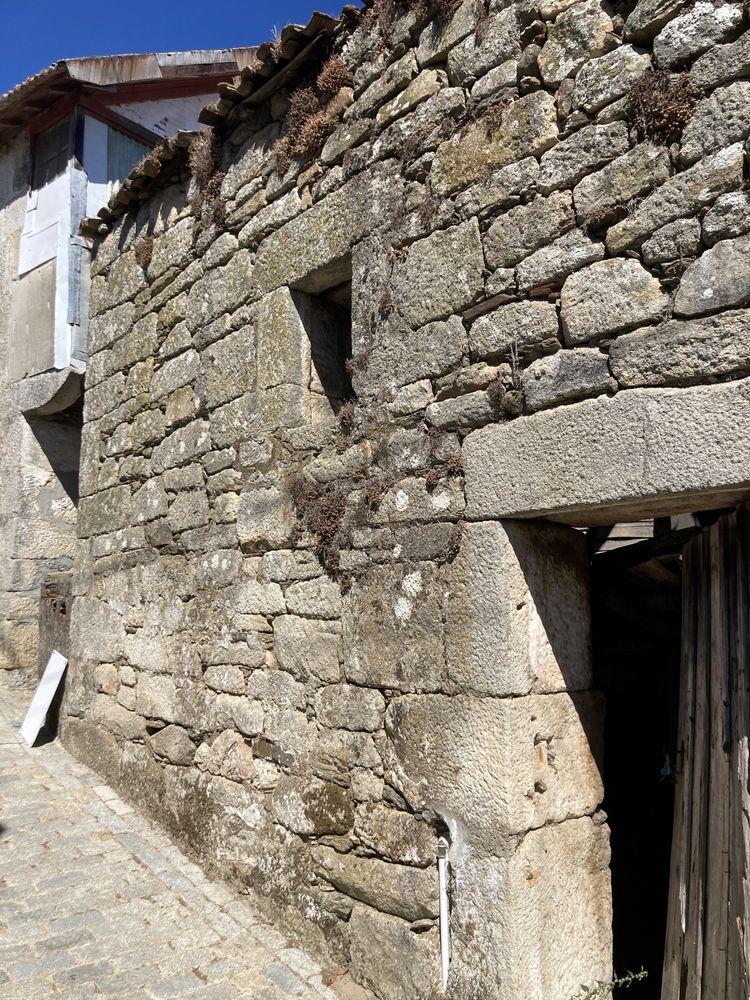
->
[627,69,699,144]
[134,234,154,270]
[566,968,648,1000]
[317,56,352,99]
[289,476,349,575]
[273,85,332,173]
[188,128,220,188]
[365,0,461,45]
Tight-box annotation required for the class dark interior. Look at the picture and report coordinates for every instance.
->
[591,538,683,998]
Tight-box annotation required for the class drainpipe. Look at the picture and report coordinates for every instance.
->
[437,836,451,991]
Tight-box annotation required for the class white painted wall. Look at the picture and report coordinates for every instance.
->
[113,92,216,137]
[18,171,69,276]
[82,115,109,218]
[15,91,214,374]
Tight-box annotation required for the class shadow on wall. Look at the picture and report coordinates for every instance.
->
[27,406,83,506]
[503,519,604,781]
[293,282,354,415]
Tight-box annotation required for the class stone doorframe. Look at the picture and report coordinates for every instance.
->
[386,379,750,999]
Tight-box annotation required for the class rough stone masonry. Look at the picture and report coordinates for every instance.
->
[62,0,750,997]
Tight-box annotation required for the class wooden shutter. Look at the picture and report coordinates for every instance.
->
[662,503,750,999]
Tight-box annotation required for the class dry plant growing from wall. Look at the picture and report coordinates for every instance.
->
[317,56,352,98]
[627,69,699,144]
[289,475,350,575]
[134,234,154,270]
[274,86,332,174]
[188,128,225,233]
[365,0,462,41]
[188,128,220,187]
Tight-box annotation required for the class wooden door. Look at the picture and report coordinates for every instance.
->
[661,504,750,999]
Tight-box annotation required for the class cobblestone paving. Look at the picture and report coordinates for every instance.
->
[0,685,345,1000]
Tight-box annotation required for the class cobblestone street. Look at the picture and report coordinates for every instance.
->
[0,685,346,1000]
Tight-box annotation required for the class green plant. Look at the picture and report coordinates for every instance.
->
[627,69,698,144]
[567,968,648,1000]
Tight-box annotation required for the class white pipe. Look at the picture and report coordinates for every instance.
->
[437,836,450,991]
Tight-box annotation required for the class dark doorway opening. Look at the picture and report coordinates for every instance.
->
[591,531,683,999]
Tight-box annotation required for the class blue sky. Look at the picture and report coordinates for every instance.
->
[0,1,353,95]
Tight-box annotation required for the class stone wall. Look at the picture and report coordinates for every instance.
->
[64,1,750,997]
[0,135,79,678]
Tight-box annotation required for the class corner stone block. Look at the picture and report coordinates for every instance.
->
[384,692,604,851]
[256,287,311,391]
[447,818,612,999]
[445,520,592,696]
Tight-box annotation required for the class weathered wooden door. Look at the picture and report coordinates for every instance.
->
[661,504,750,999]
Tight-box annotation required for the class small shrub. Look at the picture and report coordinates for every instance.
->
[289,476,349,574]
[484,98,511,138]
[134,234,154,270]
[273,85,332,172]
[296,113,331,157]
[487,375,507,413]
[188,129,225,232]
[502,389,524,418]
[396,121,438,164]
[417,186,441,228]
[287,87,323,137]
[474,0,491,40]
[627,69,699,144]
[509,340,522,391]
[317,56,352,99]
[363,476,389,510]
[446,452,464,477]
[273,139,293,176]
[425,467,441,491]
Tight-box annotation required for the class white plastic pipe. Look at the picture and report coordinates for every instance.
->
[437,836,451,991]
